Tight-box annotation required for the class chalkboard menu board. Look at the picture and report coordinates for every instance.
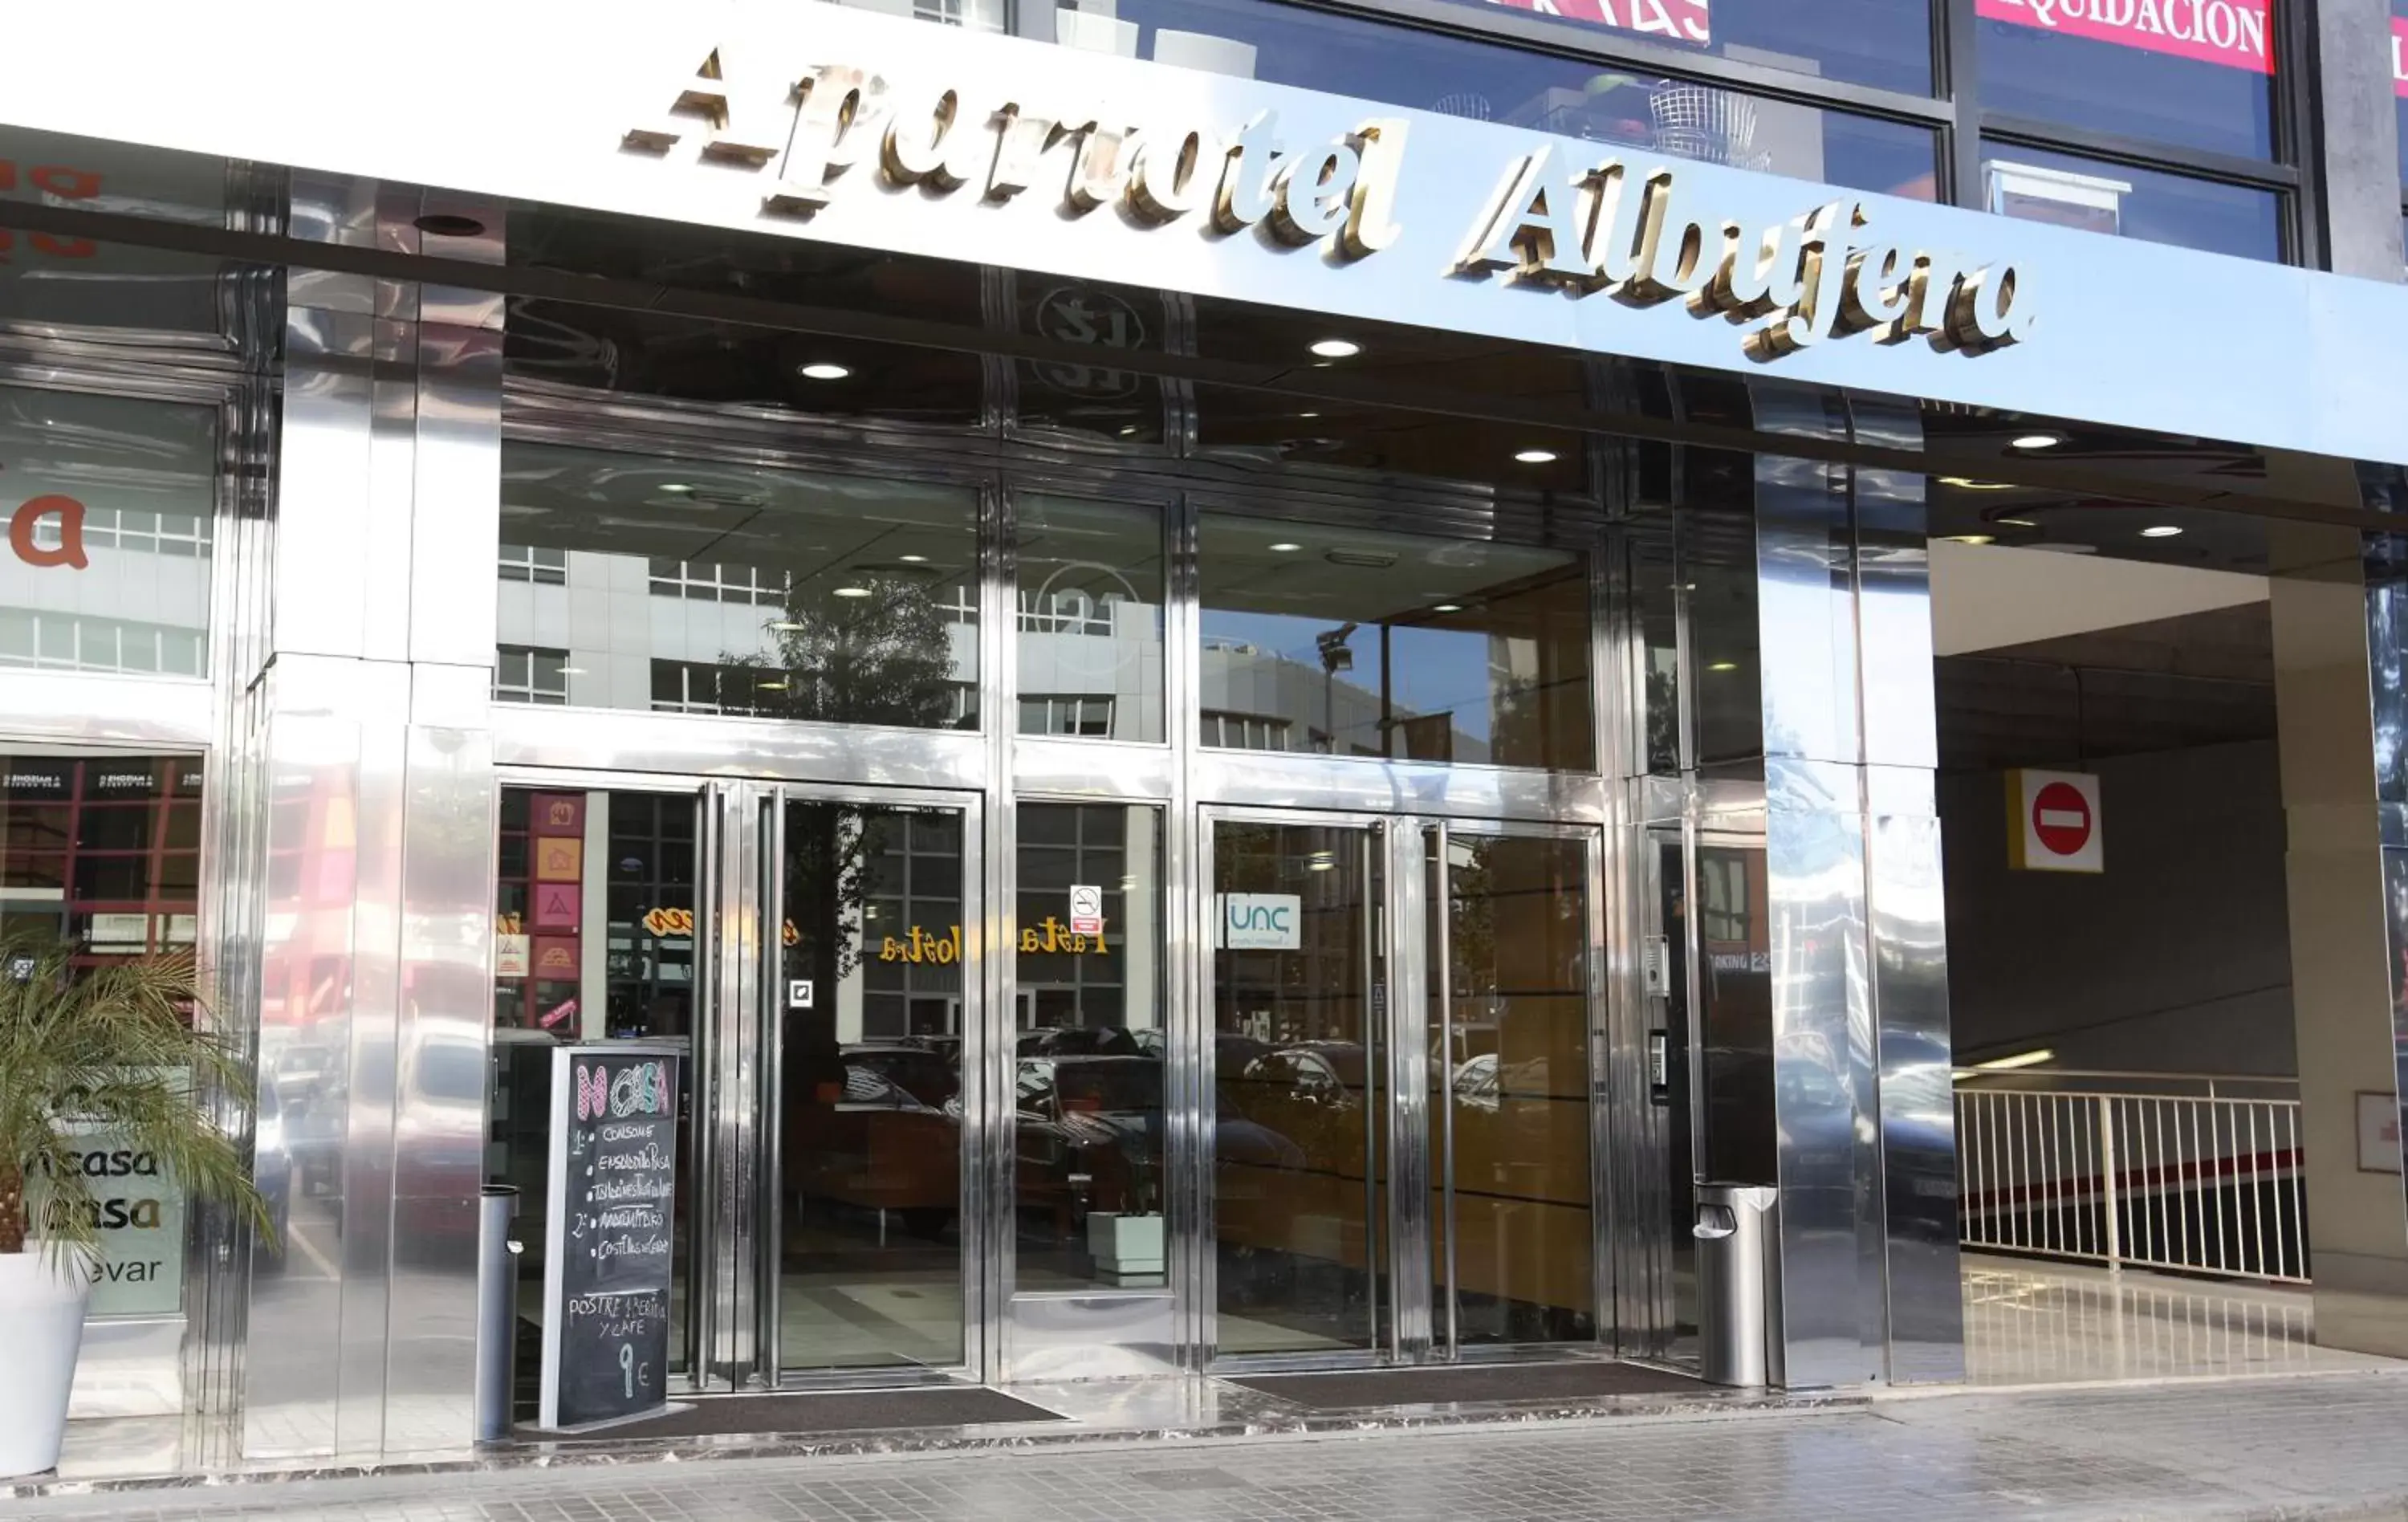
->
[537,1043,681,1430]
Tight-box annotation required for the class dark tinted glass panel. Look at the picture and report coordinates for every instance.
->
[1015,803,1167,1292]
[1016,497,1166,743]
[1198,512,1595,771]
[498,442,980,727]
[1975,2,2275,158]
[1465,0,1932,93]
[1048,0,1938,197]
[1981,143,2282,259]
[0,385,215,678]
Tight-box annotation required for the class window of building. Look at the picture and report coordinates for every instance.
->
[0,755,202,962]
[495,645,570,706]
[0,384,216,680]
[498,543,567,584]
[1040,0,1939,200]
[1021,695,1117,737]
[498,441,982,728]
[1975,0,2276,160]
[1198,512,1595,771]
[1977,142,2282,258]
[1200,708,1295,751]
[1017,495,1165,743]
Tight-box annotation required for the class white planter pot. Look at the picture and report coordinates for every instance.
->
[0,1251,92,1478]
[1087,1212,1165,1276]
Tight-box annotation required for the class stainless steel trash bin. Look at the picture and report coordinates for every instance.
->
[474,1185,521,1442]
[1694,1183,1783,1388]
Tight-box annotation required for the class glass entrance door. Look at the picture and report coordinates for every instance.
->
[1204,811,1602,1365]
[766,791,978,1378]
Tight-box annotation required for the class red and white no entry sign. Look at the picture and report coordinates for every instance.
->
[2010,770,2103,874]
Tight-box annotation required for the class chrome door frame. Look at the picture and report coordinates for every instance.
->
[755,779,991,1392]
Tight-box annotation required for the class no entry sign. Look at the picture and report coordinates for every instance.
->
[2008,770,2103,874]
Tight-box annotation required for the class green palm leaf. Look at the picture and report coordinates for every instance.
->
[0,936,270,1273]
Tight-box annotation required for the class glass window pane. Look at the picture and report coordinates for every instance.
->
[1981,143,2282,259]
[1017,496,1165,743]
[1198,512,1594,771]
[1472,0,1932,93]
[498,442,981,729]
[1014,803,1167,1291]
[1976,2,2275,158]
[2394,2,2408,188]
[1046,0,1939,198]
[0,385,216,678]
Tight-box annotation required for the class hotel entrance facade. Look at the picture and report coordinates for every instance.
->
[10,0,2408,1471]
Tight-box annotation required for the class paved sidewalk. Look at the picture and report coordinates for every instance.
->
[11,1372,2408,1521]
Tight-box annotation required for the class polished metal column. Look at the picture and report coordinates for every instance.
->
[1725,385,1959,1388]
[238,177,502,1459]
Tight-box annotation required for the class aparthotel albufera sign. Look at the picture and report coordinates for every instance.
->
[630,49,2032,364]
[5,0,2404,464]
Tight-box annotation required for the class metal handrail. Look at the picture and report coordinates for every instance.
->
[1954,1080,2308,1285]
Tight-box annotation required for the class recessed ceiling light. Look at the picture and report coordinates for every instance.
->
[1270,542,1303,553]
[2011,433,2063,450]
[1296,411,1320,419]
[1939,476,2016,490]
[833,585,873,598]
[1943,534,1996,546]
[898,554,929,564]
[657,482,695,495]
[1707,661,1739,673]
[1514,449,1559,464]
[2140,525,2185,539]
[1309,339,1361,359]
[1433,603,1463,613]
[798,362,852,380]
[1997,517,2040,528]
[1308,850,1336,872]
[1118,425,1140,437]
[757,680,790,691]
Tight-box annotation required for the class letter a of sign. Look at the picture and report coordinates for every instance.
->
[10,494,87,569]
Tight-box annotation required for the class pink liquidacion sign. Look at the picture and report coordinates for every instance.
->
[1977,0,2274,75]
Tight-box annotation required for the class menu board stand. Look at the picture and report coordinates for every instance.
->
[535,1042,686,1431]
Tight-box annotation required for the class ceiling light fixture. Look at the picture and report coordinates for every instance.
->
[1708,661,1739,673]
[1308,338,1361,359]
[657,482,695,495]
[1514,449,1559,464]
[2011,433,2064,450]
[1433,603,1463,613]
[832,585,873,598]
[757,680,790,691]
[1296,411,1320,419]
[2140,524,2185,539]
[1942,534,1997,546]
[797,362,852,380]
[898,554,929,564]
[1996,517,2040,528]
[1938,476,2017,491]
[1269,541,1304,553]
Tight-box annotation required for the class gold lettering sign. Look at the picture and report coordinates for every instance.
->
[879,925,965,965]
[641,907,800,946]
[628,52,1405,260]
[1454,146,2034,360]
[1017,915,1111,958]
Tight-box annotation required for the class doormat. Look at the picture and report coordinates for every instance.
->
[1228,1359,1702,1411]
[519,1386,1064,1442]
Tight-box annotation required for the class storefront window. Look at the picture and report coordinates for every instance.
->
[1014,802,1166,1289]
[1979,142,2282,259]
[496,442,982,728]
[1975,0,2276,159]
[1017,496,1165,743]
[1046,0,1939,199]
[0,385,215,679]
[0,754,201,955]
[1197,511,1594,771]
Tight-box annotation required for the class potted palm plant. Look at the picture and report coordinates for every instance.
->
[0,938,267,1479]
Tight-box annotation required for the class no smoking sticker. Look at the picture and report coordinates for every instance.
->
[2008,769,2102,874]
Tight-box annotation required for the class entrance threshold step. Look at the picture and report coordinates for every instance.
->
[515,1386,1063,1443]
[1227,1359,1704,1411]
